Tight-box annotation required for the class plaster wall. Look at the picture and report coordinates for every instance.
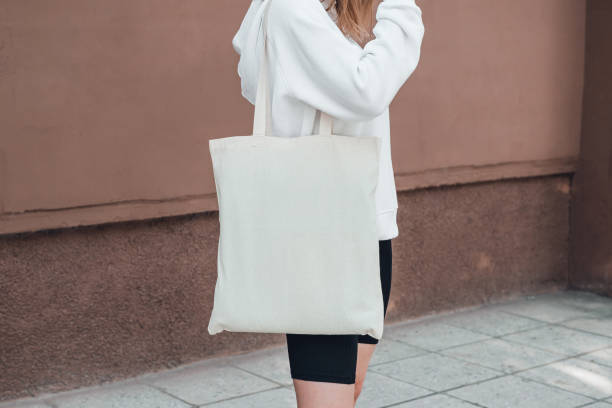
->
[0,0,584,233]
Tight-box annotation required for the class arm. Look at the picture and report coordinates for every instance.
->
[268,0,425,121]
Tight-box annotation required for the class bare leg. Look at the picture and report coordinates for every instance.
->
[293,379,355,408]
[354,343,377,404]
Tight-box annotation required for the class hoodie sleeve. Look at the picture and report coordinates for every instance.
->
[267,0,425,121]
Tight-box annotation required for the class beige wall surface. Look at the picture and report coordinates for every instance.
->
[393,0,584,188]
[0,0,584,234]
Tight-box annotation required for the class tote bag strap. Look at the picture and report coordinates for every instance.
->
[252,0,333,137]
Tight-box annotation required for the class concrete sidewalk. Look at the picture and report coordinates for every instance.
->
[3,290,612,408]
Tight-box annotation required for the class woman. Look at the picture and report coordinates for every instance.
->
[231,0,424,406]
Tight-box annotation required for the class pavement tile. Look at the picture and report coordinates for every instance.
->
[48,384,189,408]
[3,290,610,408]
[579,347,612,368]
[0,402,52,408]
[493,293,608,323]
[355,371,431,407]
[447,375,594,407]
[501,325,612,356]
[17,405,51,408]
[145,362,277,405]
[227,346,292,386]
[369,338,428,366]
[561,316,612,339]
[543,291,612,316]
[393,393,481,407]
[517,357,612,399]
[384,320,491,351]
[204,387,295,408]
[370,352,500,391]
[440,337,565,373]
[439,307,546,336]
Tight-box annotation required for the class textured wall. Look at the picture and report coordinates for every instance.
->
[390,176,570,318]
[0,175,570,401]
[569,0,612,295]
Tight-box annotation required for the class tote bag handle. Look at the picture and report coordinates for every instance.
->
[252,0,333,137]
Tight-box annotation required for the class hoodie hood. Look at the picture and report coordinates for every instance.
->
[231,0,268,105]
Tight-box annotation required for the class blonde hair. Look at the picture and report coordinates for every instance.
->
[323,0,376,46]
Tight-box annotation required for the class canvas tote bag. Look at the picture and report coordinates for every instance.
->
[207,0,384,339]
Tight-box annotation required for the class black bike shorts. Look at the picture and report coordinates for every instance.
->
[285,239,392,384]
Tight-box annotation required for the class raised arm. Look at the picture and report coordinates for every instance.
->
[268,0,425,121]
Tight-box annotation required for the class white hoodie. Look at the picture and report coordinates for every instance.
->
[231,0,425,240]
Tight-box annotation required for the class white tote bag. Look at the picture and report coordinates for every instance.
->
[207,0,384,339]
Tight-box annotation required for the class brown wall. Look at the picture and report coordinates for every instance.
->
[0,0,585,234]
[569,0,612,295]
